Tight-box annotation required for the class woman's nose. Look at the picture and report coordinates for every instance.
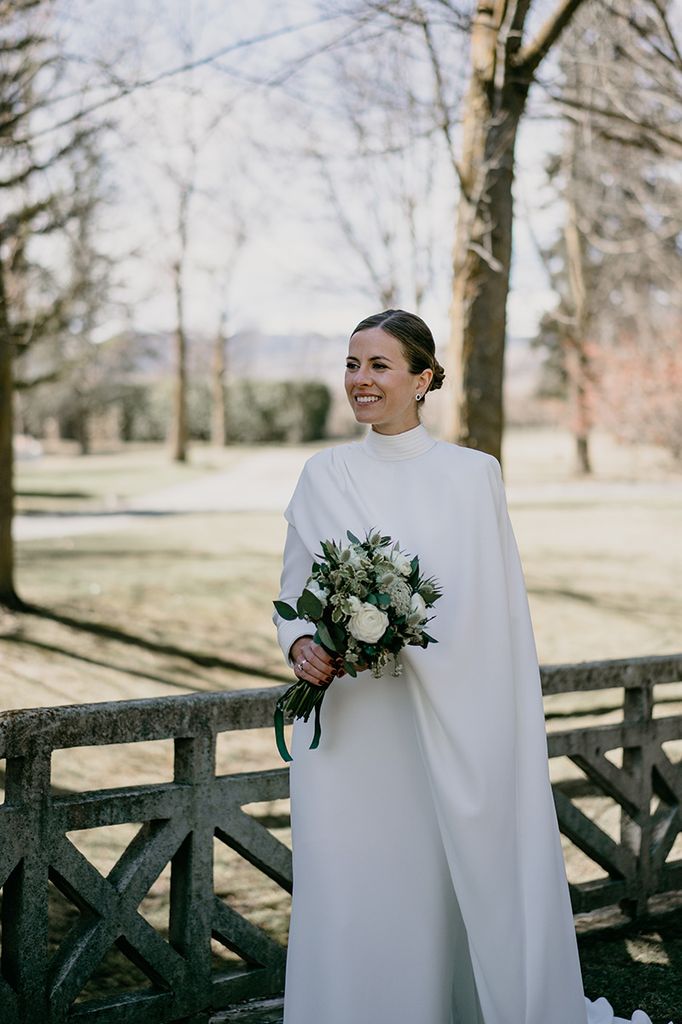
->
[353,365,373,384]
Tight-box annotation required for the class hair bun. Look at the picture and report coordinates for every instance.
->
[429,360,445,392]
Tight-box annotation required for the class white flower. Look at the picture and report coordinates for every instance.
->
[389,549,413,576]
[385,579,412,616]
[347,595,362,613]
[348,601,389,644]
[306,579,328,608]
[408,592,427,623]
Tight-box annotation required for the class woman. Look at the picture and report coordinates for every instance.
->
[273,309,658,1024]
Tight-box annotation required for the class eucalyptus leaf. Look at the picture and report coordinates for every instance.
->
[346,530,361,545]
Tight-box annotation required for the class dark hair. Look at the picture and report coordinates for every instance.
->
[350,309,445,402]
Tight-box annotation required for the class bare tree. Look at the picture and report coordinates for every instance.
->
[0,0,101,607]
[306,29,444,312]
[534,0,681,467]
[324,1,588,460]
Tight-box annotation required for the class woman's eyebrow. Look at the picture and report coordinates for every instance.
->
[346,355,393,362]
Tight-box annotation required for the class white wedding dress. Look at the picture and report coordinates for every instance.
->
[273,424,663,1024]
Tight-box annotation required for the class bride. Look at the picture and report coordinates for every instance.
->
[273,309,664,1024]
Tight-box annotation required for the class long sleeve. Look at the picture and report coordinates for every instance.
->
[272,522,315,667]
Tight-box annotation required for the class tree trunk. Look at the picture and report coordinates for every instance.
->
[0,259,19,608]
[445,6,530,464]
[170,259,188,463]
[76,407,90,456]
[564,172,593,475]
[210,314,226,447]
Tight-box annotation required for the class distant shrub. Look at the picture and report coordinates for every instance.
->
[224,380,331,443]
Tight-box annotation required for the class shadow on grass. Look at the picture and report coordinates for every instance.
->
[578,905,682,1023]
[18,509,182,519]
[3,602,291,686]
[0,634,243,694]
[17,489,93,499]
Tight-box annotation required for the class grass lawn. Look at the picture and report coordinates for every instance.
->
[2,430,681,1021]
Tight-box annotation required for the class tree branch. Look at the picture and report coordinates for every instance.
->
[514,0,589,75]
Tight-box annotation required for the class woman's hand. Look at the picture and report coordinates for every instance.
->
[290,636,345,687]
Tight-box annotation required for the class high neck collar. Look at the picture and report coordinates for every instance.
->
[361,422,437,461]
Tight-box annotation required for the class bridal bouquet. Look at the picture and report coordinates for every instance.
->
[273,528,442,761]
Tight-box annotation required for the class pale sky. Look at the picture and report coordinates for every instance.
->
[57,0,566,346]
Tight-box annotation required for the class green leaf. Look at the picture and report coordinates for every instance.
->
[365,593,379,606]
[273,600,298,621]
[297,589,323,619]
[346,530,361,545]
[421,632,437,644]
[328,619,346,648]
[315,619,338,653]
[343,660,358,677]
[376,592,391,607]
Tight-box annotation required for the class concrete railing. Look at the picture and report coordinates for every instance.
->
[0,652,680,1023]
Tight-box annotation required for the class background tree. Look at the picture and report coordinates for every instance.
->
[534,0,681,467]
[0,0,101,607]
[329,0,590,461]
[305,30,445,313]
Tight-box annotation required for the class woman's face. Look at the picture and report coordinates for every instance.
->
[345,327,432,435]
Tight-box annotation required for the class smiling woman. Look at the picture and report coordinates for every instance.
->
[344,309,445,435]
[272,308,663,1024]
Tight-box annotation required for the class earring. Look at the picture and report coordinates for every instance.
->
[415,393,422,401]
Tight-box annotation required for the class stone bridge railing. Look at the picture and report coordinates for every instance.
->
[0,652,680,1023]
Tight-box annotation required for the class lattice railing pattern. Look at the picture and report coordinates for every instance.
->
[543,654,682,916]
[0,653,680,1023]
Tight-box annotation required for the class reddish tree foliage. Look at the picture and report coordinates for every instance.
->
[591,324,682,461]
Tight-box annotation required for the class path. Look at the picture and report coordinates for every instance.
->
[13,447,310,542]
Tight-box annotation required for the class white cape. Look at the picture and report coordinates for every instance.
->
[273,426,661,1024]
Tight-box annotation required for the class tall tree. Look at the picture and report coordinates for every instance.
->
[0,0,97,606]
[337,1,590,461]
[443,0,588,459]
[534,0,681,467]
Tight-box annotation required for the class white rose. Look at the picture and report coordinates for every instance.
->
[348,602,389,644]
[390,550,413,577]
[306,579,328,608]
[409,592,427,623]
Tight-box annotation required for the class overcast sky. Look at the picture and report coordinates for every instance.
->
[57,0,567,347]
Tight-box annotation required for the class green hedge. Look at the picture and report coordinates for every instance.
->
[224,380,331,443]
[111,379,332,444]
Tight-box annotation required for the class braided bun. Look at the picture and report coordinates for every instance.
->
[428,360,446,392]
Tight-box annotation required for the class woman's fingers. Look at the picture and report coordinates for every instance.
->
[296,642,340,687]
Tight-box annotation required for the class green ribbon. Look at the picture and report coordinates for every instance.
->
[274,704,293,763]
[310,699,322,750]
[274,687,324,763]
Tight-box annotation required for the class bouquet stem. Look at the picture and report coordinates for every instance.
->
[274,680,328,762]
